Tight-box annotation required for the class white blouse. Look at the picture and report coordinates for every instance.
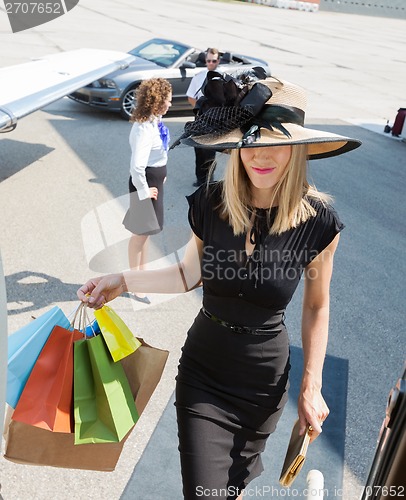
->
[129,117,167,200]
[186,69,208,100]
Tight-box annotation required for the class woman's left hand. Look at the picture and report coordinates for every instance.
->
[298,384,329,443]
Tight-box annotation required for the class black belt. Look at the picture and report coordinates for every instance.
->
[201,307,282,336]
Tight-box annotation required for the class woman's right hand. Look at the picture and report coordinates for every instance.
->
[77,273,126,309]
[149,187,158,200]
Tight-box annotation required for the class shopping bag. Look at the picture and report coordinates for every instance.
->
[11,326,83,433]
[85,319,100,337]
[7,306,70,408]
[74,334,139,444]
[94,305,141,361]
[3,406,126,471]
[3,337,168,470]
[120,337,169,415]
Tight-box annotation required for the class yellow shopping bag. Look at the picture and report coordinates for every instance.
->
[94,305,141,362]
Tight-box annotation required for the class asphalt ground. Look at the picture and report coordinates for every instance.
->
[0,1,405,499]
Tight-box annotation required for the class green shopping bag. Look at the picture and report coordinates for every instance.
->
[73,334,139,445]
[94,305,141,362]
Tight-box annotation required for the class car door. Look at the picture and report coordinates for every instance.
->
[164,52,202,111]
[361,366,406,499]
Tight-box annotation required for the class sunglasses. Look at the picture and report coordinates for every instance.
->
[206,59,219,63]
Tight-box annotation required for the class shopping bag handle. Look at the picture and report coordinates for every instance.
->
[70,302,97,337]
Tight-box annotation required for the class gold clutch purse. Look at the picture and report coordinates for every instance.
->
[279,419,312,487]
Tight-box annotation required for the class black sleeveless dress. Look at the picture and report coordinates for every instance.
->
[175,182,344,500]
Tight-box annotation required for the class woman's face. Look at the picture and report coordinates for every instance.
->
[160,92,172,116]
[240,145,292,191]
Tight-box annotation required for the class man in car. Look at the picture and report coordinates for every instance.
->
[186,48,220,187]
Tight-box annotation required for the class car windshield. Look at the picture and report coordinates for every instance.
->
[129,39,191,68]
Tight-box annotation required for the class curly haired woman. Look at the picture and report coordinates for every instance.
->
[122,78,172,304]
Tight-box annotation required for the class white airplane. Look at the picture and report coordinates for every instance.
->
[0,48,135,132]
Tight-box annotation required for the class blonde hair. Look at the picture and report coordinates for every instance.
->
[220,145,331,235]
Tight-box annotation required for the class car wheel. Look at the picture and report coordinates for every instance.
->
[120,85,138,120]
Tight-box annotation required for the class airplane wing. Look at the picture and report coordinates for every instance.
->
[0,48,135,132]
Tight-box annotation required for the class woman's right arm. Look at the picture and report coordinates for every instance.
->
[129,123,155,200]
[77,233,203,309]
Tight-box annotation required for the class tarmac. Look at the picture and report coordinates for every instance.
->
[0,1,405,499]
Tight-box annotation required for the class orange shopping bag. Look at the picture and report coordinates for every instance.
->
[12,325,83,433]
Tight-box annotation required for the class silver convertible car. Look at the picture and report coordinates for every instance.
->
[68,38,271,119]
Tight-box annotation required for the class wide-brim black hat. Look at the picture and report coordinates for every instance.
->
[173,75,361,160]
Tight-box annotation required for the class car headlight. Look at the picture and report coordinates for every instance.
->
[92,79,117,89]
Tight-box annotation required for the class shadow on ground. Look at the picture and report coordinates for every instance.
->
[5,271,82,314]
[0,139,54,182]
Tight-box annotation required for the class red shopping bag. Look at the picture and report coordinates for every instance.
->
[12,325,83,433]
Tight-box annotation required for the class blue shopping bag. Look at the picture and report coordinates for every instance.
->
[7,306,70,408]
[85,319,100,337]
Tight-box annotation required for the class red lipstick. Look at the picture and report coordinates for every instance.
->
[252,167,276,175]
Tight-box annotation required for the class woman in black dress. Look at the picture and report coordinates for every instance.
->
[78,76,361,499]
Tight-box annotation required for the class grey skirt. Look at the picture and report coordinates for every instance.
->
[122,165,166,236]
